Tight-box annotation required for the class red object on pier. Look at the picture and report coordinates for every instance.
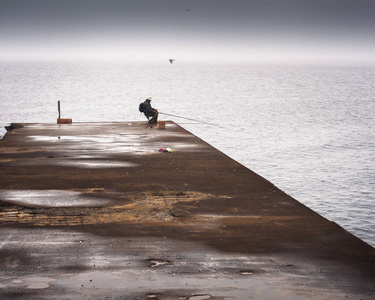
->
[57,118,72,124]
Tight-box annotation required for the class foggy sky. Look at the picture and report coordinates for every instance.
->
[1,0,375,63]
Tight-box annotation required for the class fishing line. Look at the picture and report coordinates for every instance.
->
[159,112,220,127]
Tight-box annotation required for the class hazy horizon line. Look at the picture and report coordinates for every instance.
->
[1,55,375,66]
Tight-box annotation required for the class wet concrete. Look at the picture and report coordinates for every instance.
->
[0,122,374,300]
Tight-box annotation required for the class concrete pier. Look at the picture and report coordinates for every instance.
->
[0,122,374,300]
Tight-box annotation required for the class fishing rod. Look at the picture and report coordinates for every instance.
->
[159,112,219,127]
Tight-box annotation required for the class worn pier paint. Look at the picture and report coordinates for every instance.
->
[0,122,374,300]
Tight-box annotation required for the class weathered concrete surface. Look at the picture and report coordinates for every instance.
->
[0,122,374,300]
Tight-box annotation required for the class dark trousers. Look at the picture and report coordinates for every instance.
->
[147,110,158,124]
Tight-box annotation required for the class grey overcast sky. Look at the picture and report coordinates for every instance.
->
[1,0,375,63]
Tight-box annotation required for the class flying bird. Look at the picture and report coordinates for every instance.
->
[169,59,175,64]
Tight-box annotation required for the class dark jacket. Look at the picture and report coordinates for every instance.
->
[143,100,154,116]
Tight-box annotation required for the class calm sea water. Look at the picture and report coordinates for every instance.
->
[0,61,374,247]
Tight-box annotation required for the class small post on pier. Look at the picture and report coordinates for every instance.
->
[57,101,72,124]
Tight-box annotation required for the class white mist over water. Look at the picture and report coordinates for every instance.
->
[0,61,374,247]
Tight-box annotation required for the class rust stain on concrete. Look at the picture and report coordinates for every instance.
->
[0,190,218,225]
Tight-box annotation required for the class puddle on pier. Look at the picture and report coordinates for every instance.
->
[28,134,154,155]
[0,190,113,207]
[187,295,212,300]
[55,159,139,168]
[147,258,172,268]
[27,282,50,289]
[1,158,140,168]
